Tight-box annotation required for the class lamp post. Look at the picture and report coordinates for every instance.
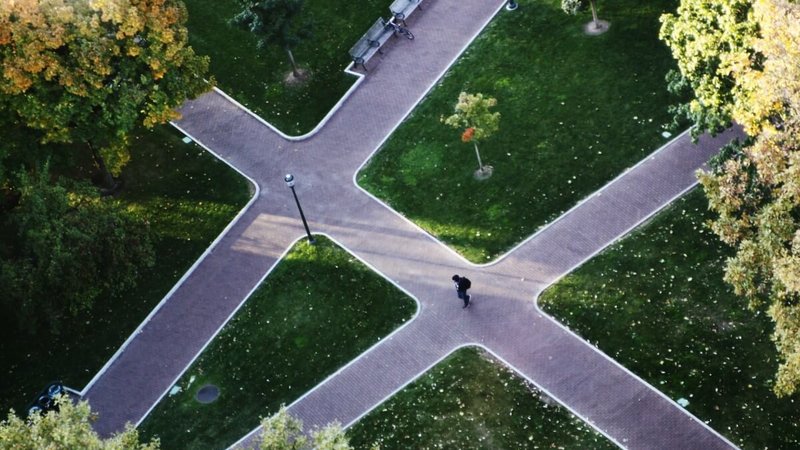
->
[284,174,315,244]
[506,0,518,10]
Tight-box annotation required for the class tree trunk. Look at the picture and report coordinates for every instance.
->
[590,0,599,29]
[473,141,484,171]
[87,141,116,191]
[286,48,300,77]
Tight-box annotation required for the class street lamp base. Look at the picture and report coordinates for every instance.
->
[474,165,494,180]
[506,1,519,11]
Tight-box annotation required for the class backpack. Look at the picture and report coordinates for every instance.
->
[461,277,471,290]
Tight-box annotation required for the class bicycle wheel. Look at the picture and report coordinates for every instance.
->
[402,27,414,40]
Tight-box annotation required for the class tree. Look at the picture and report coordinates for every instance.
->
[231,0,312,79]
[259,406,352,450]
[443,92,500,179]
[0,0,211,189]
[0,164,155,333]
[698,0,800,397]
[0,395,159,449]
[659,0,759,136]
[562,0,603,31]
[665,0,800,396]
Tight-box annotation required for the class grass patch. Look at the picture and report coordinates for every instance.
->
[0,126,251,414]
[539,189,800,449]
[347,347,615,449]
[138,236,416,449]
[183,0,388,135]
[358,0,682,262]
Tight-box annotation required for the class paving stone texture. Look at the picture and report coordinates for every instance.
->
[83,0,745,448]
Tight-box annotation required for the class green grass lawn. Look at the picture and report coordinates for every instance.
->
[347,347,615,449]
[183,0,387,136]
[358,0,683,262]
[0,126,251,414]
[138,236,416,449]
[539,189,800,449]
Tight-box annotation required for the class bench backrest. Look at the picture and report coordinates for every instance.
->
[349,18,389,58]
[365,17,389,41]
[390,0,420,15]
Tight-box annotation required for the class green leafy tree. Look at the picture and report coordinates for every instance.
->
[231,0,313,78]
[0,164,155,333]
[665,0,800,396]
[562,0,602,30]
[659,0,759,136]
[0,0,211,189]
[443,92,500,177]
[0,395,159,449]
[259,406,353,450]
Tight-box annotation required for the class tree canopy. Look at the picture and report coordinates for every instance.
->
[0,164,155,334]
[663,0,800,396]
[0,0,211,185]
[443,91,500,175]
[259,406,352,450]
[231,0,312,77]
[0,395,159,449]
[659,0,760,135]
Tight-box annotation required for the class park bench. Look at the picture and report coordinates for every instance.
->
[349,18,394,71]
[390,0,424,26]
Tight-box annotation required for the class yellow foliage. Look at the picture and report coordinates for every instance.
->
[689,0,800,396]
[660,0,759,127]
[770,300,800,397]
[734,0,800,135]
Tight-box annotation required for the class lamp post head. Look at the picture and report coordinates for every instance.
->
[284,173,295,188]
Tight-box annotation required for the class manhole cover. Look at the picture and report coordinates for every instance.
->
[195,384,220,404]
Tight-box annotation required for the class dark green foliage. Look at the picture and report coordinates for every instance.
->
[0,126,249,415]
[358,0,683,262]
[659,0,758,138]
[665,69,732,138]
[347,347,615,449]
[138,236,416,449]
[231,0,311,52]
[231,0,312,76]
[539,189,800,449]
[0,164,155,334]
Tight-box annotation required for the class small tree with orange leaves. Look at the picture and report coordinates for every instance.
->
[443,92,500,179]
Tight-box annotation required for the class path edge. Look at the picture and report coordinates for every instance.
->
[348,0,695,269]
[530,180,741,449]
[337,342,626,449]
[127,231,422,438]
[211,62,364,142]
[78,123,261,398]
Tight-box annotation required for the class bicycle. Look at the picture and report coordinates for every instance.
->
[385,19,414,40]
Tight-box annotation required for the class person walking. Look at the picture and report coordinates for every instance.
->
[452,274,472,308]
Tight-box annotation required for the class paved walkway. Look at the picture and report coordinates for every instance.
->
[84,0,743,448]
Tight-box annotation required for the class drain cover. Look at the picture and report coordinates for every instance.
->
[195,384,220,404]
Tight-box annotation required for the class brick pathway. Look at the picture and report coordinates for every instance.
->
[83,0,743,448]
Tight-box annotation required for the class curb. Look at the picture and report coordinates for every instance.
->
[78,124,261,398]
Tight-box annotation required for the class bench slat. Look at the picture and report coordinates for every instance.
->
[390,0,422,19]
[349,17,393,67]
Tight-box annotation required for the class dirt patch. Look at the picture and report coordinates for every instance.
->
[284,68,311,87]
[584,19,610,36]
[474,165,494,180]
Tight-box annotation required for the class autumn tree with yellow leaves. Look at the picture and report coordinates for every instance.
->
[0,395,159,449]
[0,0,211,189]
[662,0,800,396]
